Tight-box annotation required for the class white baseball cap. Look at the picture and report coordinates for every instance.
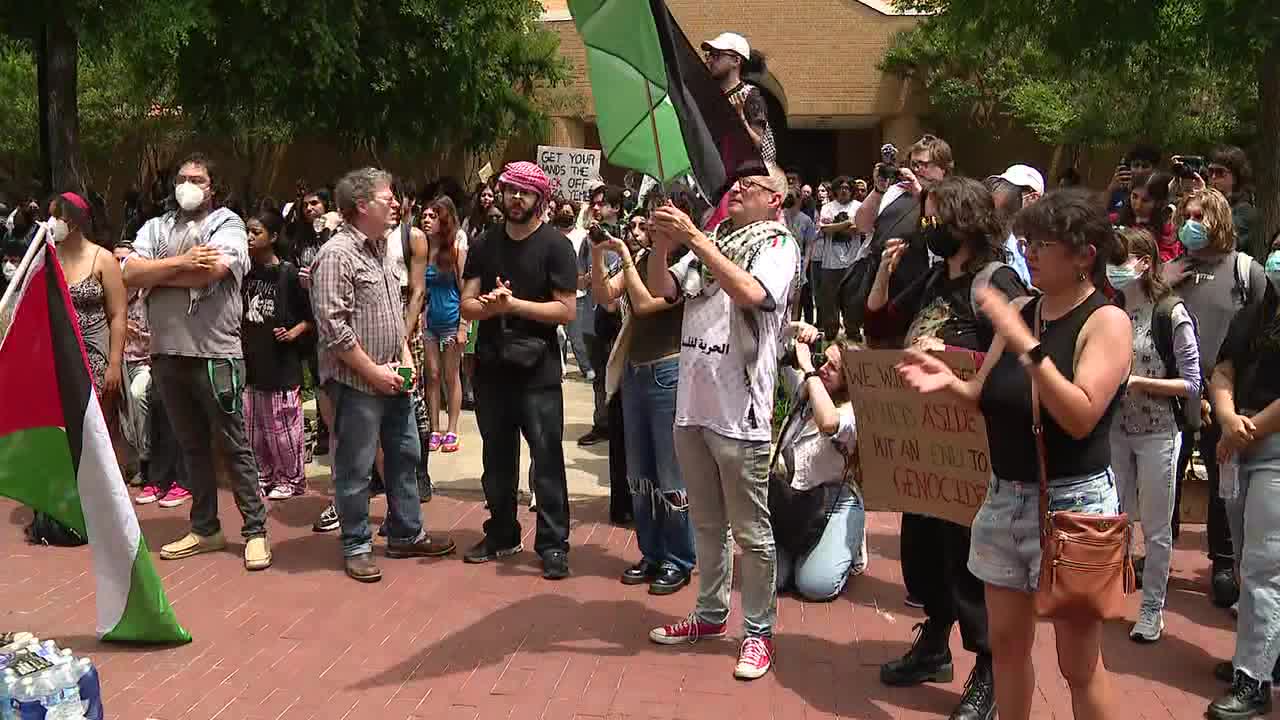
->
[989,164,1045,195]
[701,32,750,61]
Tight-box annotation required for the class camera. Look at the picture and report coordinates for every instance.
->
[588,223,610,245]
[781,333,826,369]
[1171,155,1206,180]
[878,143,900,183]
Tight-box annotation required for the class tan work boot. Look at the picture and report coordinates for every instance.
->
[159,531,226,560]
[345,553,382,583]
[243,536,272,571]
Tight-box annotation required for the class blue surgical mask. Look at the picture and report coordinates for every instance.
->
[1106,263,1142,289]
[1265,250,1280,285]
[1178,220,1209,251]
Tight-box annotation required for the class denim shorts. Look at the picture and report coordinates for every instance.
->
[968,468,1120,593]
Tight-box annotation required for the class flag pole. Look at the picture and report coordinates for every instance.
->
[643,81,666,184]
[0,224,48,344]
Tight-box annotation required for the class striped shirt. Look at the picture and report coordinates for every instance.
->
[311,223,405,394]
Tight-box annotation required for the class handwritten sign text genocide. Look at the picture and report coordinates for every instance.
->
[842,349,990,526]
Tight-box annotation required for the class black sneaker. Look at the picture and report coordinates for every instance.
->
[577,429,608,447]
[1208,670,1272,720]
[880,622,954,686]
[949,659,996,720]
[542,550,570,580]
[1212,565,1240,608]
[463,538,523,564]
[312,503,340,533]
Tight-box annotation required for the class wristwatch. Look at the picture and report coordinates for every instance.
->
[803,370,822,382]
[1018,344,1047,368]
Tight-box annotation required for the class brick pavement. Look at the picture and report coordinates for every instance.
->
[0,491,1238,720]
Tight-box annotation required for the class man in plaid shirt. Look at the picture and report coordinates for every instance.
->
[311,167,455,583]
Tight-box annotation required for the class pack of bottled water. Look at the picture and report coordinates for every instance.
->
[0,633,103,720]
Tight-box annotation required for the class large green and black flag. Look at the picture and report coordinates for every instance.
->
[568,0,766,201]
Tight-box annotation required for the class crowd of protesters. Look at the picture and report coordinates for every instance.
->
[5,27,1280,720]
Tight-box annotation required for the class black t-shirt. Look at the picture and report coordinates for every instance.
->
[241,261,313,390]
[870,262,1027,351]
[1219,278,1280,413]
[463,223,578,388]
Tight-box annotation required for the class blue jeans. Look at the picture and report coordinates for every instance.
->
[622,358,695,574]
[566,296,593,376]
[776,485,865,601]
[1226,432,1280,683]
[969,468,1119,592]
[329,382,424,557]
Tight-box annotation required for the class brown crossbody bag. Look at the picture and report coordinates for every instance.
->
[1029,300,1135,621]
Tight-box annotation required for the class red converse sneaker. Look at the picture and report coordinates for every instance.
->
[648,614,727,645]
[734,637,774,680]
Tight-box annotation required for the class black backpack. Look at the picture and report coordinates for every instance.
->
[1150,294,1201,431]
[25,512,87,547]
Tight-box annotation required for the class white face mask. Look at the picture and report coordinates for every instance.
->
[2,261,16,281]
[50,218,70,244]
[175,182,206,212]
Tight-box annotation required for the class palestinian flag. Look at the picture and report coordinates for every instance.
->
[0,239,190,644]
[569,0,766,201]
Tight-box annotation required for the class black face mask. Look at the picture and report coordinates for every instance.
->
[923,224,963,259]
[782,193,797,209]
[552,214,575,229]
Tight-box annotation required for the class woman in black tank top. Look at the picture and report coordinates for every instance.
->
[896,190,1133,720]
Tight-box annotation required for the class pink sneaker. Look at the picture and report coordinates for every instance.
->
[734,637,774,680]
[441,432,460,453]
[648,614,727,645]
[428,432,443,452]
[158,487,192,508]
[134,486,161,505]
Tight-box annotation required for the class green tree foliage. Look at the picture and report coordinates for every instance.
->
[889,0,1280,255]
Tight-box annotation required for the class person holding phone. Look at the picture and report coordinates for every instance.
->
[311,167,456,584]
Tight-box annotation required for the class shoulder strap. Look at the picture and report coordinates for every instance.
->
[1235,252,1253,306]
[1151,294,1180,379]
[1031,299,1051,546]
[970,261,1010,319]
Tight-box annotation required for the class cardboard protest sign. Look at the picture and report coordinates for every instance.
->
[536,145,602,202]
[843,349,990,526]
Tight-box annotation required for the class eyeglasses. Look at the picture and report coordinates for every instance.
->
[1017,237,1060,256]
[909,158,936,172]
[734,177,771,194]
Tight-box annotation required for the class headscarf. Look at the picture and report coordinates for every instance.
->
[497,162,551,205]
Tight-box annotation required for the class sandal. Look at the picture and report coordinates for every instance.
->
[442,432,460,453]
[428,432,443,452]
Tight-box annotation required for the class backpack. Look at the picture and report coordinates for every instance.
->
[1150,294,1201,431]
[1232,251,1254,307]
[25,512,87,547]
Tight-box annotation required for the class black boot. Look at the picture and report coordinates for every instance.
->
[950,657,996,720]
[880,621,954,687]
[1208,670,1272,720]
[1214,658,1280,685]
[1212,562,1240,608]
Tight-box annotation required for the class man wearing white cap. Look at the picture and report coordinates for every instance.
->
[701,32,775,163]
[986,164,1045,286]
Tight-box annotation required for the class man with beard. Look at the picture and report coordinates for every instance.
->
[461,162,578,580]
[645,163,800,680]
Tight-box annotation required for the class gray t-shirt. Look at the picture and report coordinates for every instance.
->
[131,207,248,359]
[1174,251,1267,381]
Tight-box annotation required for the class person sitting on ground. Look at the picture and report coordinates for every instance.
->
[770,322,867,602]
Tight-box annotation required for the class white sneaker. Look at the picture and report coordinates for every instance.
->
[850,532,869,577]
[1129,606,1164,643]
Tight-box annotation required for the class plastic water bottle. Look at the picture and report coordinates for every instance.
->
[46,664,85,720]
[73,659,101,720]
[0,672,19,720]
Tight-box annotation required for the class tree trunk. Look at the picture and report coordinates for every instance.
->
[41,16,85,194]
[1256,41,1280,258]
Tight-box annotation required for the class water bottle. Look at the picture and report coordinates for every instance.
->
[0,672,18,720]
[72,660,101,720]
[0,635,34,654]
[45,664,85,720]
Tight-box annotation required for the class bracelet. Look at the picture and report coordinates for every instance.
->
[803,370,821,382]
